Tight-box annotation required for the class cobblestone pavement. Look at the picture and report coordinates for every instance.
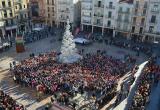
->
[0,34,148,110]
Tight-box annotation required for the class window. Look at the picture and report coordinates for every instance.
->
[5,20,8,26]
[2,1,6,8]
[119,7,122,12]
[109,2,112,8]
[149,26,154,33]
[151,15,156,23]
[107,20,111,27]
[52,0,54,5]
[126,8,130,13]
[24,5,26,8]
[8,1,11,7]
[10,19,13,25]
[144,2,147,8]
[48,14,50,17]
[133,17,136,24]
[4,10,7,18]
[135,1,139,8]
[9,10,12,17]
[131,26,135,33]
[98,1,101,7]
[143,9,146,15]
[139,27,143,34]
[108,11,112,18]
[141,18,145,25]
[48,7,50,12]
[47,0,49,5]
[118,14,122,21]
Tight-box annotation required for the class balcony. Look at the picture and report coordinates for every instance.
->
[105,15,114,19]
[123,19,130,23]
[82,20,91,24]
[93,22,103,26]
[58,10,70,13]
[118,10,130,14]
[82,14,92,17]
[82,7,92,10]
[149,21,157,25]
[106,5,115,9]
[82,0,92,3]
[58,1,70,5]
[94,5,104,8]
[144,31,160,36]
[151,9,159,14]
[17,18,28,24]
[94,14,103,18]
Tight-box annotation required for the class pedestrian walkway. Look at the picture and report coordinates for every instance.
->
[114,61,148,110]
[147,81,160,110]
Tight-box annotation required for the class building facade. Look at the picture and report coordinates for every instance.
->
[115,0,134,39]
[81,0,117,36]
[144,0,160,43]
[44,0,81,29]
[130,0,149,42]
[0,0,29,38]
[29,0,45,27]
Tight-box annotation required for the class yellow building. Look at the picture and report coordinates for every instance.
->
[0,0,29,38]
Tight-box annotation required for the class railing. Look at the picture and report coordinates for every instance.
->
[106,5,115,9]
[94,5,104,8]
[82,7,92,10]
[82,20,91,24]
[118,10,130,14]
[93,22,103,26]
[105,15,114,19]
[82,14,92,17]
[151,9,159,13]
[82,0,92,3]
[144,31,160,35]
[94,14,103,17]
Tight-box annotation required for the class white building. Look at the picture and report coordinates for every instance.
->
[144,0,160,43]
[115,0,134,39]
[81,0,117,36]
[45,0,81,29]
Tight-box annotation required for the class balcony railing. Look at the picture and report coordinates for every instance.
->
[82,14,92,17]
[82,7,92,10]
[151,9,159,13]
[145,31,160,36]
[118,10,130,14]
[105,15,114,19]
[149,21,157,24]
[106,5,115,9]
[82,20,91,24]
[94,5,104,8]
[94,14,103,17]
[93,22,103,26]
[82,0,92,3]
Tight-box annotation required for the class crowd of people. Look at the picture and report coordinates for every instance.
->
[129,57,160,110]
[11,51,129,109]
[0,90,24,110]
[24,27,49,44]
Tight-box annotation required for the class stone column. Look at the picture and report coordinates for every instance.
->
[11,30,13,38]
[102,28,104,36]
[142,35,146,42]
[81,24,84,31]
[113,30,116,37]
[92,26,94,33]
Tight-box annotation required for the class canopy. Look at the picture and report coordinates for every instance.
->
[74,37,90,44]
[32,27,43,31]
